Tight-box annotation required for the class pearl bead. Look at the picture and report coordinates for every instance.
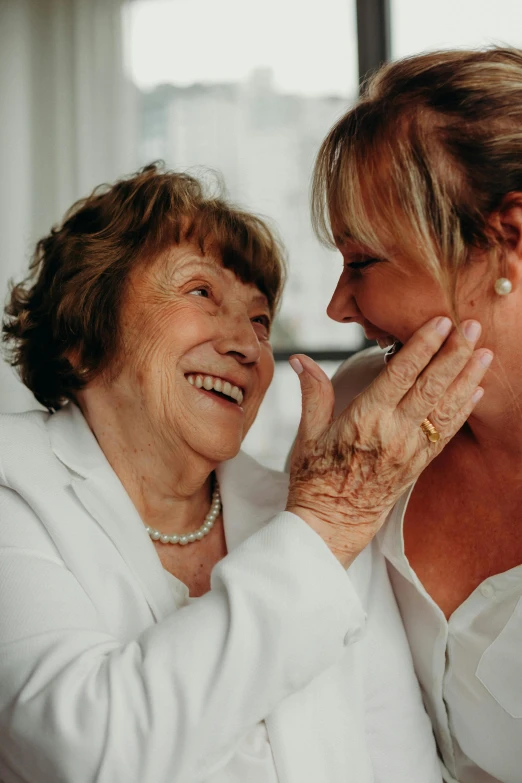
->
[495,277,512,295]
[145,480,221,545]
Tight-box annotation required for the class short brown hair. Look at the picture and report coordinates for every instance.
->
[312,47,522,309]
[2,163,286,411]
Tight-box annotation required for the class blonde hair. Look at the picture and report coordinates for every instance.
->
[312,47,522,312]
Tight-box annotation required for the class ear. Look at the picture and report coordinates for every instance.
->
[488,193,522,290]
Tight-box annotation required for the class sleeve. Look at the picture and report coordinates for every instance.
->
[356,544,442,783]
[0,487,366,783]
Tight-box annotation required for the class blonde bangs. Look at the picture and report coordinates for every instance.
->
[312,101,465,298]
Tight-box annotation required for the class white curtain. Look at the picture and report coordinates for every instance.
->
[0,0,137,411]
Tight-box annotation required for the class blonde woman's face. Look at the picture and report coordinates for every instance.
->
[327,239,490,348]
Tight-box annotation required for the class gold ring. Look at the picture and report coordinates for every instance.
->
[420,417,440,443]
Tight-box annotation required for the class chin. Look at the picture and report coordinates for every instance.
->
[197,435,243,466]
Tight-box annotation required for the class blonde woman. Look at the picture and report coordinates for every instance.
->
[313,47,522,783]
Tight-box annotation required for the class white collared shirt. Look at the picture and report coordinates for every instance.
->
[379,488,522,783]
[332,347,522,783]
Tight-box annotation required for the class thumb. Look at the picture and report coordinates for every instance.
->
[289,354,335,446]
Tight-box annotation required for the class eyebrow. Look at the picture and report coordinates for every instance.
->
[250,292,270,309]
[165,254,223,281]
[167,255,270,308]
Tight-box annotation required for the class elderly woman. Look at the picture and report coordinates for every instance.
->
[0,165,486,783]
[314,47,522,783]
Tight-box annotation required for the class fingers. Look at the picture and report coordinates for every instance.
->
[399,319,488,424]
[370,316,454,409]
[289,354,335,445]
[419,348,492,439]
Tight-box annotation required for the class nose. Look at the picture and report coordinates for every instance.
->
[215,313,261,364]
[326,268,361,324]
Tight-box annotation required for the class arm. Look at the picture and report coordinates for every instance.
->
[0,488,364,783]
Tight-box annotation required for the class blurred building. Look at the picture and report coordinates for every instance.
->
[137,69,364,353]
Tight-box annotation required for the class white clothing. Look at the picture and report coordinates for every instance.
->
[333,348,522,783]
[183,593,278,783]
[0,402,441,783]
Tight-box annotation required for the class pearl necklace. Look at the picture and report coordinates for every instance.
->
[146,482,221,546]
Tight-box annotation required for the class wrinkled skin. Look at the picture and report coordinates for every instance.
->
[287,315,492,567]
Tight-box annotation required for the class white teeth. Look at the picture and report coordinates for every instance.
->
[186,373,244,404]
[377,336,396,349]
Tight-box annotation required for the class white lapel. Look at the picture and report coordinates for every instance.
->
[47,404,175,622]
[216,450,289,551]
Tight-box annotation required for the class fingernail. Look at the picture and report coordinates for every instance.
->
[289,357,304,375]
[463,320,482,342]
[435,316,452,336]
[472,387,484,403]
[476,349,493,368]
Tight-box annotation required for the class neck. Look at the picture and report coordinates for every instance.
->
[460,342,522,469]
[77,393,217,536]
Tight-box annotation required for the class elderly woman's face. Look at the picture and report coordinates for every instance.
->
[113,245,275,463]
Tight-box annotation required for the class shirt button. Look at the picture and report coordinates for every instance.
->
[480,583,495,598]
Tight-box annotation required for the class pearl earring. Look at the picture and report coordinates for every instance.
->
[494,277,512,295]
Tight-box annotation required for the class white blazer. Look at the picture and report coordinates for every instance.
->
[0,404,441,783]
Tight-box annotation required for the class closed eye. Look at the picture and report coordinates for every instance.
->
[345,257,381,271]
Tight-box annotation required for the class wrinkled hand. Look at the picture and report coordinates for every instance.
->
[286,316,492,568]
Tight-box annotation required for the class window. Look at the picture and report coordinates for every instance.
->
[391,0,522,58]
[124,0,365,469]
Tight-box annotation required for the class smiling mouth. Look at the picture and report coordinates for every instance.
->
[376,336,403,363]
[185,374,244,405]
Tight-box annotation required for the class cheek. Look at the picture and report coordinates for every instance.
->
[246,350,274,420]
[123,301,210,376]
[258,348,275,398]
